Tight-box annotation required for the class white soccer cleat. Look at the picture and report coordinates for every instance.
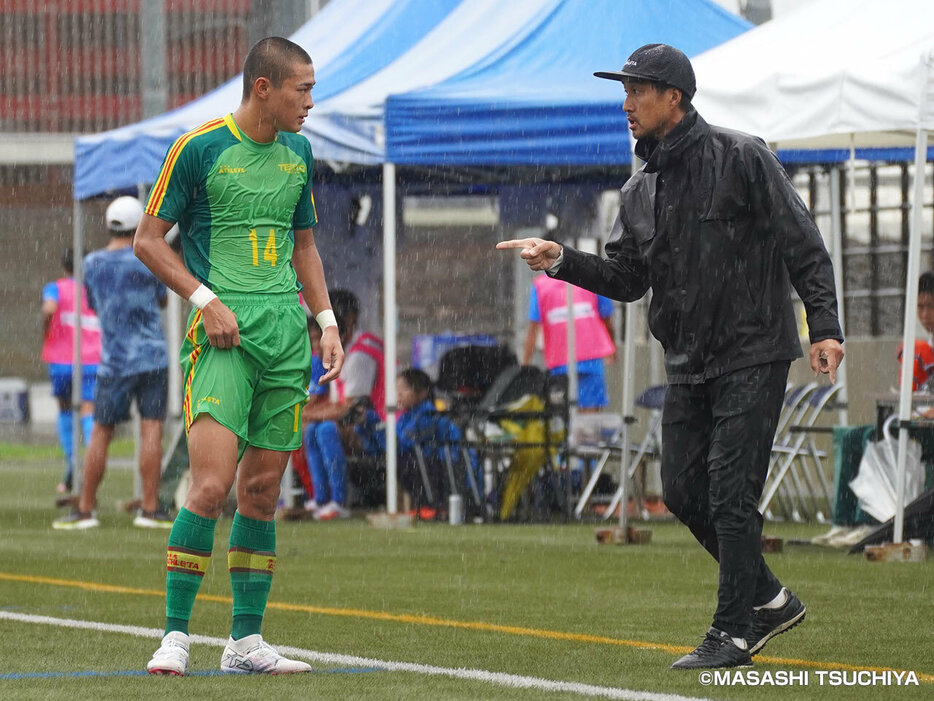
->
[314,501,351,521]
[147,631,190,676]
[220,634,311,674]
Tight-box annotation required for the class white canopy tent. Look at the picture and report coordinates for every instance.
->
[692,0,934,542]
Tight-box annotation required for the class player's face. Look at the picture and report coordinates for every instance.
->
[396,377,417,411]
[270,60,316,133]
[622,80,682,141]
[918,293,934,334]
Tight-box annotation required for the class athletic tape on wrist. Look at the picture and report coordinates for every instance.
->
[316,309,338,331]
[188,284,217,310]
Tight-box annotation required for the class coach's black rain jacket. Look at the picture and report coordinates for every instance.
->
[553,109,843,384]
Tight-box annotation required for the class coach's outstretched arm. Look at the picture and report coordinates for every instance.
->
[497,231,652,303]
[496,237,563,271]
[134,213,240,349]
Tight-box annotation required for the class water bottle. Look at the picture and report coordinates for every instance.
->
[448,493,464,525]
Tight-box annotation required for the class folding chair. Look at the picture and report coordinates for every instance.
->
[763,383,819,522]
[600,385,665,521]
[761,382,845,522]
[572,384,665,520]
[410,412,484,519]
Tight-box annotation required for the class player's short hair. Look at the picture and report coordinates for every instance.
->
[242,36,312,100]
[920,272,934,295]
[330,289,360,331]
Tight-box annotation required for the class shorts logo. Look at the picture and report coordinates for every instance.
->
[218,165,246,174]
[278,163,306,174]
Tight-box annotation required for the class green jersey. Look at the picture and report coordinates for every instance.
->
[145,114,318,295]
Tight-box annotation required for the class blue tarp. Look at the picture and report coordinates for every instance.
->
[73,0,464,200]
[384,0,751,166]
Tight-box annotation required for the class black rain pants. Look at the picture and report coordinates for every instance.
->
[661,361,789,638]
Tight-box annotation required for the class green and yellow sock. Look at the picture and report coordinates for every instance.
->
[164,507,216,635]
[228,511,276,640]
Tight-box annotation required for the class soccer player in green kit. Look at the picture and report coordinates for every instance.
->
[134,37,344,675]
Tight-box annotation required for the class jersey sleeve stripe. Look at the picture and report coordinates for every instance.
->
[310,189,318,224]
[146,118,227,217]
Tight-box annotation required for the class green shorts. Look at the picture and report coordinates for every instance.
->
[181,293,311,454]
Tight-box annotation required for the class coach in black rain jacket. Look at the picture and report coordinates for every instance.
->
[497,44,843,671]
[557,107,842,383]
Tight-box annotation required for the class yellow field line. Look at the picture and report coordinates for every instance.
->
[1,570,930,683]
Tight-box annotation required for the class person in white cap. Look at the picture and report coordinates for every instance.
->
[53,195,173,532]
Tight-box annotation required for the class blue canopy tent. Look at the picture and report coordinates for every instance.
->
[380,0,749,520]
[384,0,749,166]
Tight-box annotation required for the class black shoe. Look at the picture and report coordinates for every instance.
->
[747,588,806,655]
[670,627,752,670]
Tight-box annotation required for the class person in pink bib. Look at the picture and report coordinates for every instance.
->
[523,274,615,411]
[41,247,102,493]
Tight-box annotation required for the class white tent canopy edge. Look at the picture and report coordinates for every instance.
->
[693,0,934,542]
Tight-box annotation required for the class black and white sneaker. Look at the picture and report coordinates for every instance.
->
[747,588,806,655]
[52,510,100,530]
[133,509,175,529]
[670,627,752,670]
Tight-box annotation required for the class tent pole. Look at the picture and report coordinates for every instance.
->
[618,298,636,531]
[71,198,85,495]
[616,149,642,532]
[566,282,578,417]
[828,168,848,425]
[382,162,398,515]
[894,125,930,544]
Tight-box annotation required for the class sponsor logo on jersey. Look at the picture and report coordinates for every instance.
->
[278,163,306,174]
[217,165,246,174]
[198,395,221,408]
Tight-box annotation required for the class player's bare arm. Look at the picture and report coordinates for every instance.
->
[133,212,240,349]
[522,321,540,365]
[293,227,344,383]
[40,298,58,342]
[809,338,844,384]
[496,237,563,271]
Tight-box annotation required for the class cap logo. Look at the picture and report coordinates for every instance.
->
[625,60,637,67]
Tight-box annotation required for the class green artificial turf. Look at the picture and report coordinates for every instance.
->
[0,456,931,700]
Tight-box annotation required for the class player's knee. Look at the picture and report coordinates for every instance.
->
[186,476,232,518]
[237,471,280,514]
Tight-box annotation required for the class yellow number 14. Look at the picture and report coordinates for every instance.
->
[249,228,277,267]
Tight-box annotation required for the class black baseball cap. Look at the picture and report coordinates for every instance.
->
[594,43,696,99]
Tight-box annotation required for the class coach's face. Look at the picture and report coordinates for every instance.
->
[622,79,683,141]
[270,60,316,133]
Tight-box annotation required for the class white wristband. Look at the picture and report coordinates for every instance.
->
[316,309,338,331]
[188,284,217,310]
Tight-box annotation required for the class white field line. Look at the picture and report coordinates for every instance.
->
[0,611,709,701]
